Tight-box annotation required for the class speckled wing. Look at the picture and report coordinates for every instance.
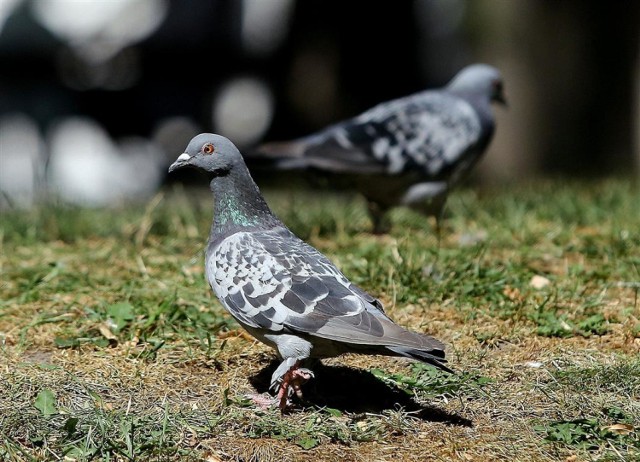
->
[206,227,444,353]
[296,91,483,177]
[207,227,378,332]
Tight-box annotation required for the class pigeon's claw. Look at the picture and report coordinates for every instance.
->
[293,367,314,380]
[290,368,314,400]
[272,361,314,410]
[270,357,298,392]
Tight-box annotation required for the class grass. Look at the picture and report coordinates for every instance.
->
[1,177,639,461]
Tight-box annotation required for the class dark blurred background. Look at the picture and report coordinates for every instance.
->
[0,0,638,208]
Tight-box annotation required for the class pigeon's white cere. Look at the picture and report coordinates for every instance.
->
[176,153,191,162]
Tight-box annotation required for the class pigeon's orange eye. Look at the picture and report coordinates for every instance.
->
[202,143,215,154]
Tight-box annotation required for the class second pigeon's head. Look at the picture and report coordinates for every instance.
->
[447,64,507,106]
[168,133,242,176]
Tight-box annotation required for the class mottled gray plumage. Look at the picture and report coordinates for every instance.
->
[252,64,506,233]
[169,133,451,409]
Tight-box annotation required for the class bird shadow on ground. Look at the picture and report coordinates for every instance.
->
[248,359,472,427]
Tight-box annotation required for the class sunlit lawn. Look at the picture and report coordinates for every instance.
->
[1,177,639,461]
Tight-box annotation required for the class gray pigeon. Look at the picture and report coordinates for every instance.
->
[251,64,506,233]
[169,133,451,410]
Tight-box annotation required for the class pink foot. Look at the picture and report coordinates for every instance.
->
[276,366,314,410]
[290,368,313,399]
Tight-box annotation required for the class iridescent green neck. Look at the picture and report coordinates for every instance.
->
[214,194,262,228]
[209,163,279,235]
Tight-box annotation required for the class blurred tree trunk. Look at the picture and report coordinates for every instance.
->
[474,0,639,178]
[531,0,639,175]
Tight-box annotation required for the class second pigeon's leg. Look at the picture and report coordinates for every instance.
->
[401,181,448,238]
[366,200,391,234]
[433,201,447,248]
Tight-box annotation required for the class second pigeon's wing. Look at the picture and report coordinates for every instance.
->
[354,92,485,177]
[260,91,484,179]
[208,228,444,353]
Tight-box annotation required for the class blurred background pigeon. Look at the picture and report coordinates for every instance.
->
[249,64,506,233]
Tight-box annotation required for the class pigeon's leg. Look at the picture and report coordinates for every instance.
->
[433,202,447,249]
[366,200,391,234]
[245,357,314,410]
[287,367,314,400]
[401,181,448,238]
[270,357,314,410]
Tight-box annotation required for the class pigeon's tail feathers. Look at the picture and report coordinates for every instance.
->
[245,138,318,171]
[256,139,310,159]
[386,345,454,374]
[272,157,314,170]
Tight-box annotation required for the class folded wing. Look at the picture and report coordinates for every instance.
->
[209,228,449,371]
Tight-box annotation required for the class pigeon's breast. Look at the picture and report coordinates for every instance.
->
[205,231,325,333]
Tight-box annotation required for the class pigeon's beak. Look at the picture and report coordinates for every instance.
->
[168,152,192,173]
[495,89,508,107]
[496,93,508,107]
[491,80,508,108]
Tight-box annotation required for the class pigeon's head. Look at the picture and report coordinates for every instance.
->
[168,133,241,176]
[447,64,507,106]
